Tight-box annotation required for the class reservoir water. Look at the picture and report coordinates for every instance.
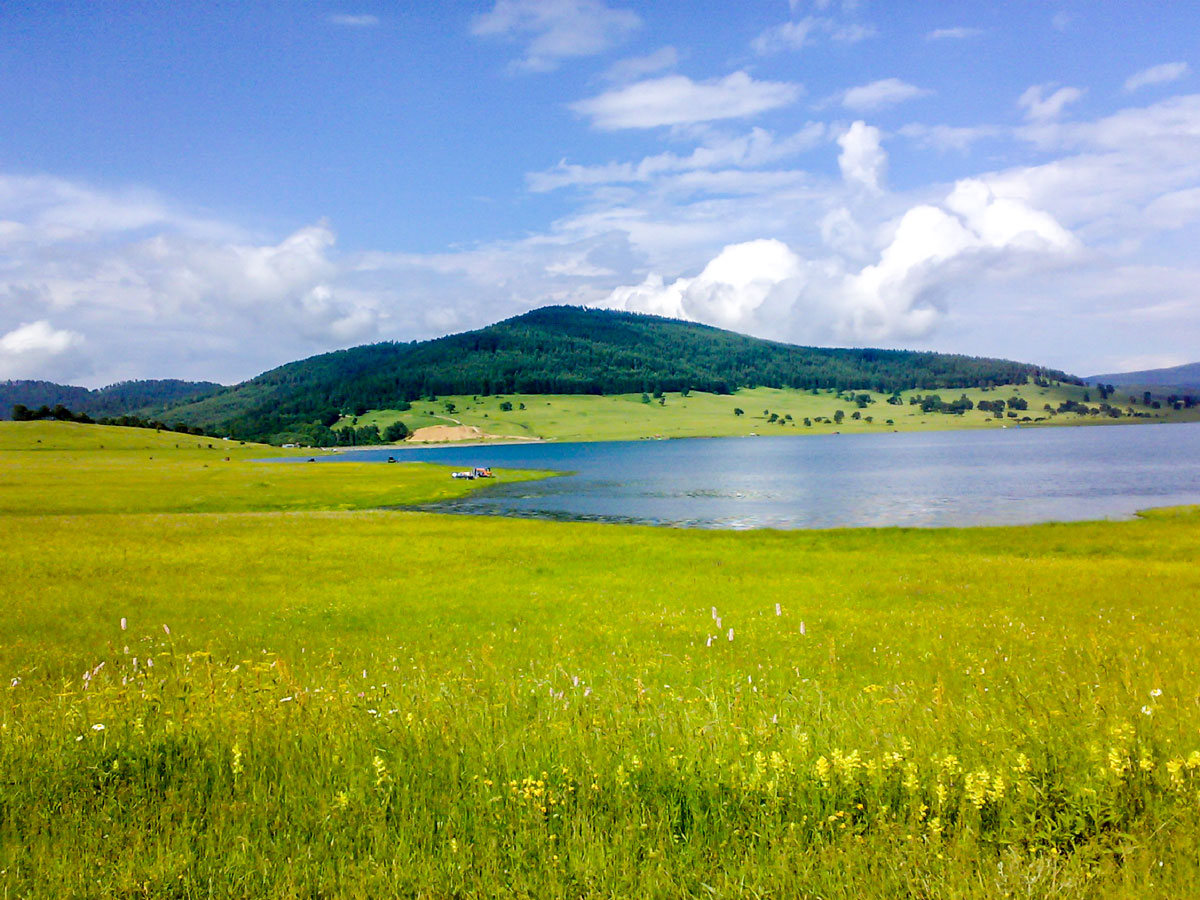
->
[321,422,1200,529]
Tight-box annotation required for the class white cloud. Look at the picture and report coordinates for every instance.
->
[607,239,805,329]
[1018,84,1085,122]
[1124,62,1190,94]
[752,18,820,54]
[570,72,801,130]
[471,0,640,72]
[328,14,379,27]
[841,78,931,112]
[528,124,825,191]
[0,320,84,380]
[603,178,1080,345]
[0,174,389,384]
[925,26,981,40]
[830,22,876,43]
[602,46,678,82]
[899,123,1001,152]
[752,15,875,54]
[837,121,886,191]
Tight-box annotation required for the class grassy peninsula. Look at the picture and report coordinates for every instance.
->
[3,421,1200,898]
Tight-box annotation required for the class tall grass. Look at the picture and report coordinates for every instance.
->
[2,423,1199,897]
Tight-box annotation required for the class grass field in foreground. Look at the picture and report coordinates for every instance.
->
[344,382,1200,444]
[2,423,1200,898]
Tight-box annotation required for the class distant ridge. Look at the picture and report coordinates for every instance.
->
[1085,362,1200,392]
[158,306,1079,443]
[0,378,222,420]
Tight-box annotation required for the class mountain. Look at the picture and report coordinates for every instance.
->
[1,379,223,420]
[159,306,1079,444]
[1085,362,1200,392]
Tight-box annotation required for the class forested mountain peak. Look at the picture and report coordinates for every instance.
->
[157,305,1078,443]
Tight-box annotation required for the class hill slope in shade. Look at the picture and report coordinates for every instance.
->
[160,306,1078,443]
[1,379,223,420]
[1086,362,1200,391]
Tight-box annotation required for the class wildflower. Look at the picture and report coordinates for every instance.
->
[727,628,734,641]
[1166,758,1184,787]
[120,617,127,631]
[988,773,1006,803]
[231,743,244,776]
[91,723,105,731]
[1141,705,1153,716]
[1150,688,1163,697]
[333,791,350,809]
[163,624,170,636]
[965,769,989,809]
[1107,746,1129,778]
[775,603,782,617]
[799,621,806,635]
[373,755,390,787]
[814,756,831,784]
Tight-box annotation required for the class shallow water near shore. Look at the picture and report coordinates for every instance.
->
[317,422,1200,529]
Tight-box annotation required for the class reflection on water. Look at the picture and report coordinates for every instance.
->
[323,422,1200,530]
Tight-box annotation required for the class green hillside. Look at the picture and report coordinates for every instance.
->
[162,306,1079,444]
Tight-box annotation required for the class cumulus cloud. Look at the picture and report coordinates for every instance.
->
[0,320,84,380]
[837,121,886,191]
[1124,62,1190,94]
[571,72,801,130]
[925,26,981,40]
[0,174,389,384]
[607,239,804,328]
[841,78,931,112]
[471,0,640,72]
[1018,84,1085,122]
[603,177,1079,345]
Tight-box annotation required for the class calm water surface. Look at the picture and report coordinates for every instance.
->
[322,423,1200,529]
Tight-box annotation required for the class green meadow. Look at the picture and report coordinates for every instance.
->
[3,421,1200,898]
[346,382,1200,444]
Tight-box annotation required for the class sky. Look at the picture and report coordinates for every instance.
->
[1,1,1198,387]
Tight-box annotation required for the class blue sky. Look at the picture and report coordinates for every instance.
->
[1,1,1198,386]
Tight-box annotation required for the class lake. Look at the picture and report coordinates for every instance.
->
[320,422,1200,529]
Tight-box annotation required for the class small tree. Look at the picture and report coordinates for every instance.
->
[383,421,409,442]
[733,407,744,417]
[499,401,513,412]
[833,410,845,424]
